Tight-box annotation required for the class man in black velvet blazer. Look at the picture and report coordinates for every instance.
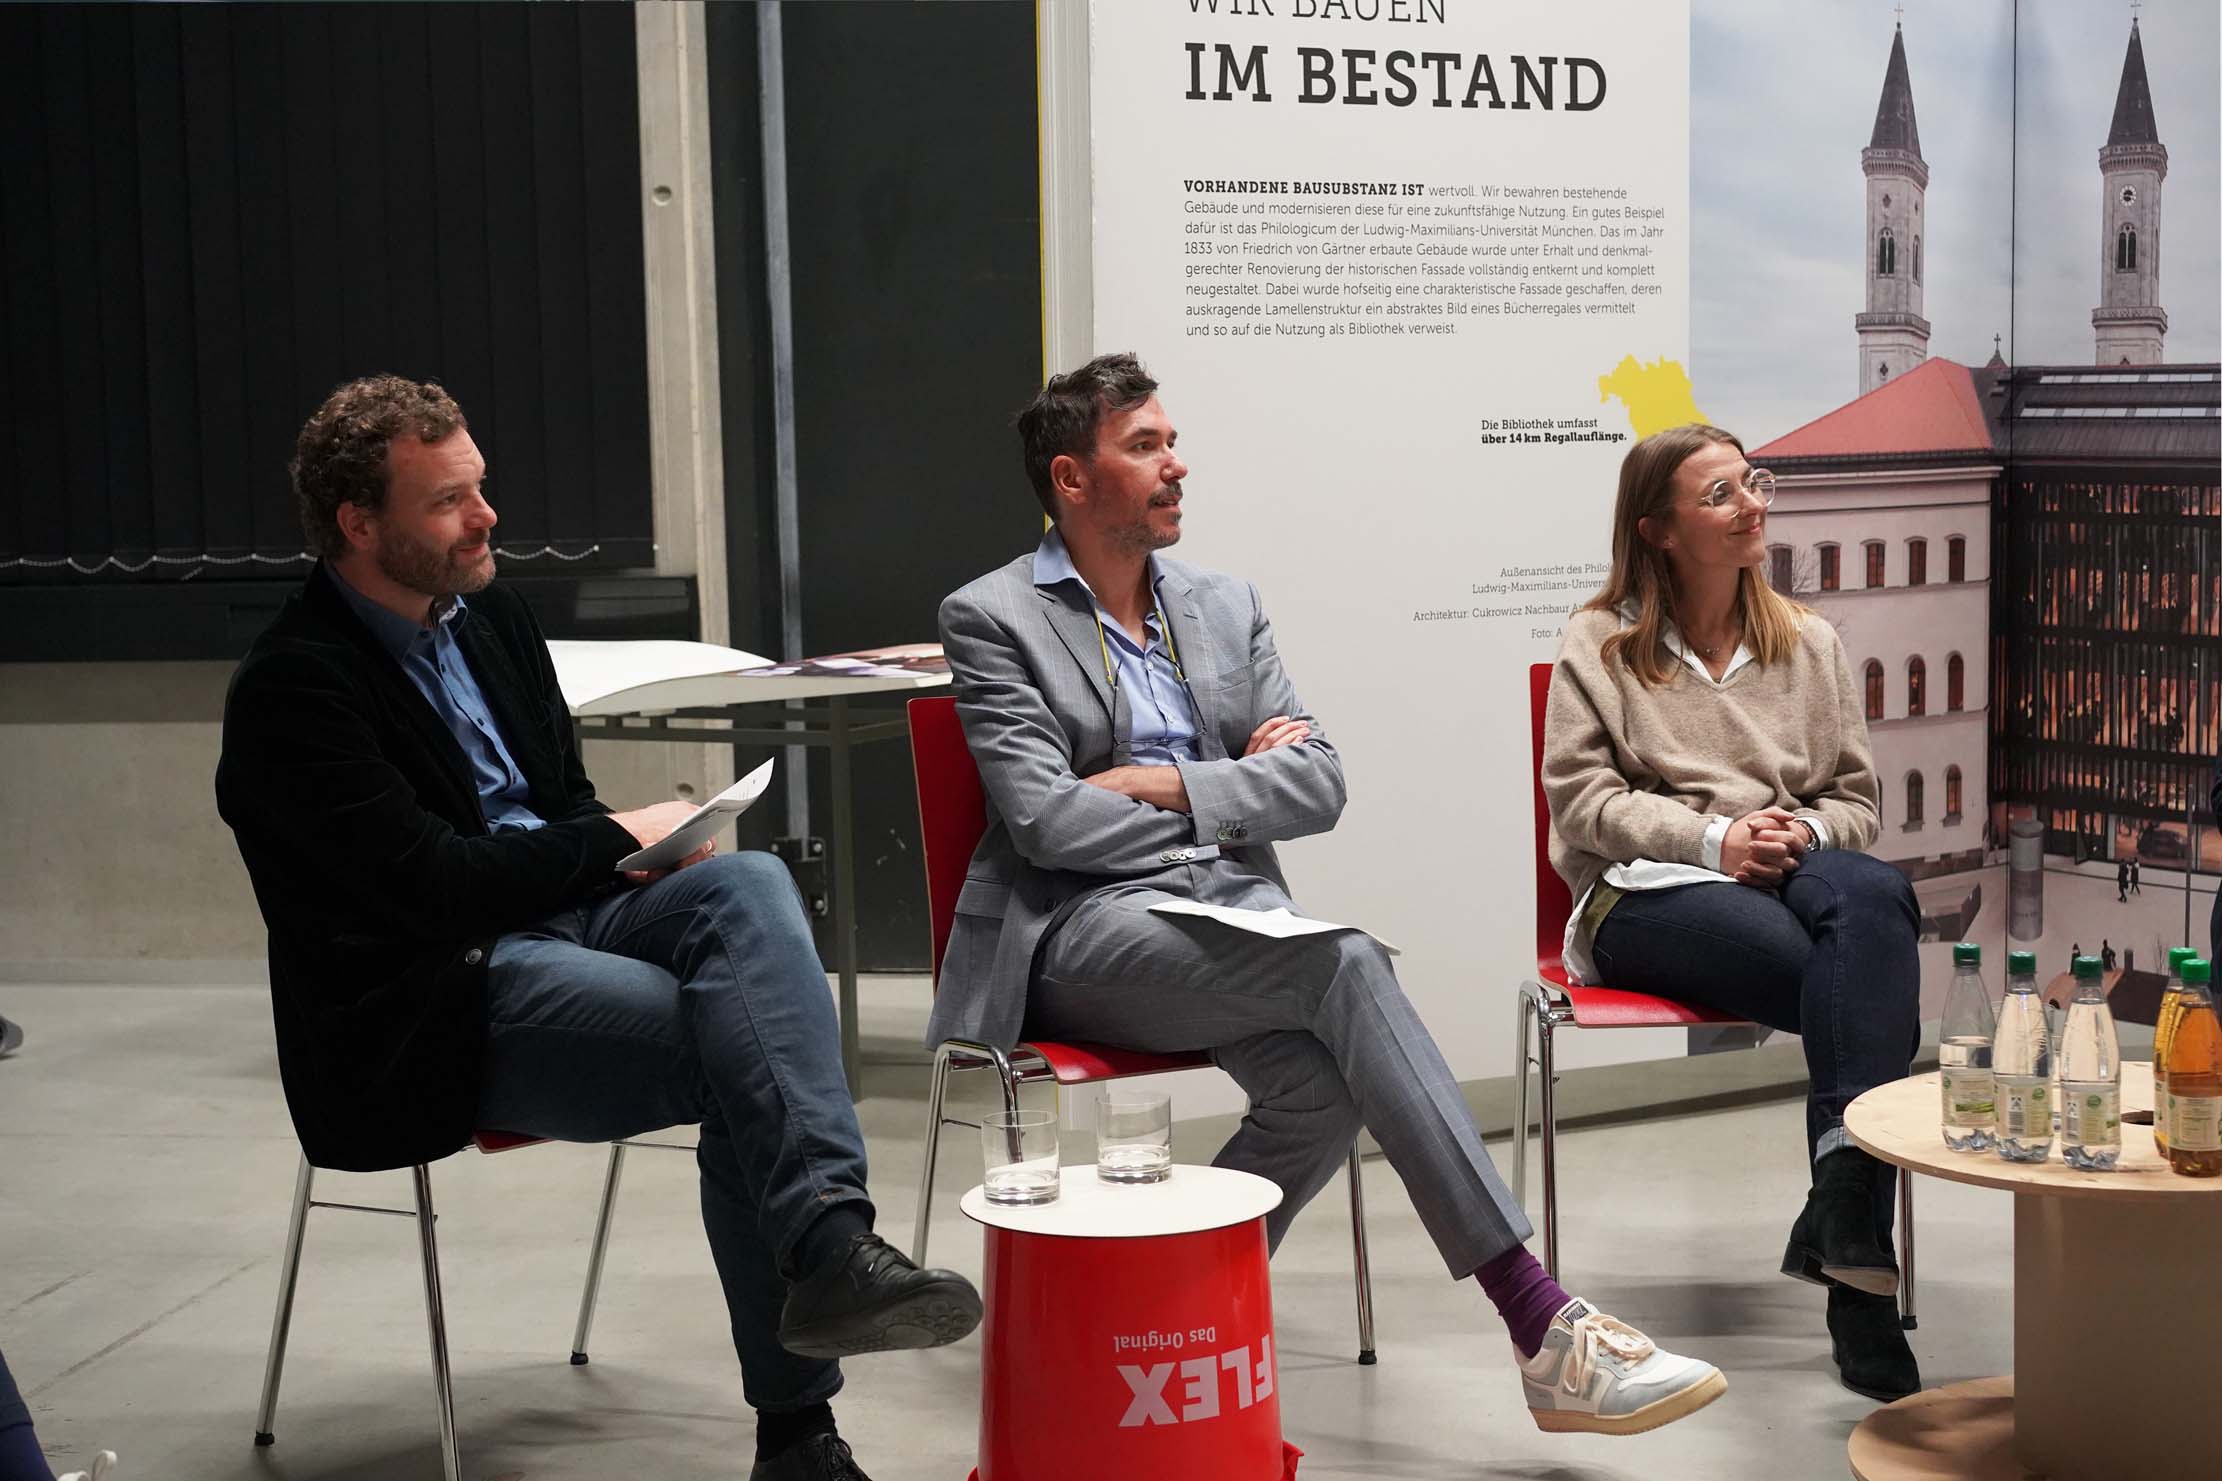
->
[217,376,976,1481]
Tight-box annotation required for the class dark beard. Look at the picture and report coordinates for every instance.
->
[376,528,492,599]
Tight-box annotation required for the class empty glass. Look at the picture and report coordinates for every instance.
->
[981,1109,1060,1205]
[1096,1088,1173,1183]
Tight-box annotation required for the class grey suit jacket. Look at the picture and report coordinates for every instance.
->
[930,548,1348,1050]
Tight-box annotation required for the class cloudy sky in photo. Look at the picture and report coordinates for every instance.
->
[1690,0,2219,445]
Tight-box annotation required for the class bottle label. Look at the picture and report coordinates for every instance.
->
[2063,1084,2119,1145]
[1941,1067,1996,1124]
[2167,1092,2222,1153]
[1999,1077,2048,1140]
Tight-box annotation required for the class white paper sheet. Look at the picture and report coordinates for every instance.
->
[1146,899,1400,956]
[613,758,777,873]
[547,639,774,712]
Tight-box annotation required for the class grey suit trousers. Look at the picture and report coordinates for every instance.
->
[1029,860,1532,1278]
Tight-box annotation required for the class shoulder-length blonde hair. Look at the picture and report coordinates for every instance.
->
[1583,423,1810,686]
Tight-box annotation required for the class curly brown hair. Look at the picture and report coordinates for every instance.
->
[291,376,468,558]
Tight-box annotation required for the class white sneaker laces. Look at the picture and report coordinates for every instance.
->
[1561,1312,1656,1396]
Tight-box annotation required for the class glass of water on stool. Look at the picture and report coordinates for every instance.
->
[1097,1087,1173,1183]
[980,1108,1060,1205]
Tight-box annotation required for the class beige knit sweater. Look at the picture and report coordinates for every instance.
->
[1543,606,1881,908]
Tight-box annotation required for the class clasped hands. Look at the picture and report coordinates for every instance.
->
[1722,806,1809,889]
[1081,714,1312,814]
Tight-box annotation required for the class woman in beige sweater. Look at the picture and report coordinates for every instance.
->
[1543,424,1921,1403]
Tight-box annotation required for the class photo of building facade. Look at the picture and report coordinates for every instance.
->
[1747,16,2219,970]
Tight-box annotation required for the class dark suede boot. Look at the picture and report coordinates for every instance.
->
[1826,1285,1921,1402]
[1780,1148,1899,1296]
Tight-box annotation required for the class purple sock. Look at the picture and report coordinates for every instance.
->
[1475,1245,1573,1359]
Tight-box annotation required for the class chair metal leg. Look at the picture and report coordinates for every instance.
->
[1512,987,1537,1209]
[1897,1170,1918,1331]
[914,1041,1047,1266]
[913,1044,956,1265]
[1537,1012,1560,1279]
[409,1165,460,1481]
[253,1154,316,1446]
[1344,1144,1377,1365]
[570,1142,629,1364]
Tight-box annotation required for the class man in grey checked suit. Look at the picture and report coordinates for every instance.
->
[929,353,1725,1436]
[933,350,1520,1272]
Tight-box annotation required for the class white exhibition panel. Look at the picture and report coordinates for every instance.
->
[1077,0,1693,1103]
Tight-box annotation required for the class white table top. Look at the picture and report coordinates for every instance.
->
[960,1164,1282,1238]
[548,638,950,717]
[1846,1064,2222,1201]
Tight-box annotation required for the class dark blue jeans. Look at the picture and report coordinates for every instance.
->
[478,851,870,1413]
[1589,849,1921,1174]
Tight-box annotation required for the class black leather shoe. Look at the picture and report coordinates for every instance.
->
[749,1433,873,1481]
[1826,1285,1921,1402]
[1780,1150,1899,1296]
[777,1233,983,1359]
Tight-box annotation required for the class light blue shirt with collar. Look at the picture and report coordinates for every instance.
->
[1032,526,1202,767]
[326,564,546,832]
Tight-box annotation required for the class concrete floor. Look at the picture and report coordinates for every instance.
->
[0,976,2023,1481]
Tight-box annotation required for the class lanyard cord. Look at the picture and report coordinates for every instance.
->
[1092,596,1185,695]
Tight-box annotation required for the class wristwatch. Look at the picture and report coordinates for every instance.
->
[1793,818,1822,851]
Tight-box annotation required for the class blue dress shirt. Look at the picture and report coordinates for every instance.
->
[1033,528,1202,766]
[327,566,547,832]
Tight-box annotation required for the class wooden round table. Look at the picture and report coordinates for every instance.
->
[1843,1064,2220,1481]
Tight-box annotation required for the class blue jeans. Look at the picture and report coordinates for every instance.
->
[1589,849,1921,1168]
[477,851,870,1413]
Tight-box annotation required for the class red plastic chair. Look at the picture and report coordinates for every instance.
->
[906,695,1378,1363]
[1514,662,1915,1327]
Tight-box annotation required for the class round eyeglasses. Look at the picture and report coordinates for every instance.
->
[1687,468,1776,512]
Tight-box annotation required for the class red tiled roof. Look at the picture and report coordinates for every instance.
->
[1754,358,1996,459]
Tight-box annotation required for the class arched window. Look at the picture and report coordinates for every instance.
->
[1818,543,1841,592]
[1944,765,1963,822]
[1864,541,1886,588]
[1907,537,1928,587]
[1908,656,1927,717]
[1913,234,1922,282]
[1770,545,1794,592]
[1905,770,1924,827]
[2117,225,2137,271]
[1864,659,1885,721]
[1948,535,1966,583]
[1947,653,1966,711]
[1877,228,1896,276]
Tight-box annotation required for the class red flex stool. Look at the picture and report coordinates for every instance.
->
[961,1165,1301,1481]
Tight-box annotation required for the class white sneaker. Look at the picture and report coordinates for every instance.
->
[57,1452,116,1481]
[1517,1298,1726,1435]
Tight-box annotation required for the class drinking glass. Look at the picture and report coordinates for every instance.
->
[981,1108,1060,1205]
[1096,1088,1173,1183]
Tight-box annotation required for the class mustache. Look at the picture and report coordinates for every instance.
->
[1150,484,1183,506]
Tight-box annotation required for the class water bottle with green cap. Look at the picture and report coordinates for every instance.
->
[1938,941,1995,1152]
[1993,949,2051,1162]
[2059,954,2121,1171]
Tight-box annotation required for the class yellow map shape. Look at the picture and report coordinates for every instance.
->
[1596,356,1708,439]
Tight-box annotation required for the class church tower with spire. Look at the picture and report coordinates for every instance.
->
[1857,23,1930,396]
[2093,17,2168,364]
